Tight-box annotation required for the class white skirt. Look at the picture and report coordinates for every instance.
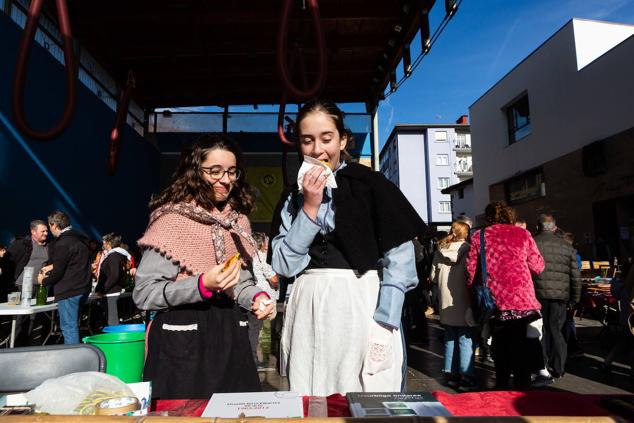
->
[280,268,403,396]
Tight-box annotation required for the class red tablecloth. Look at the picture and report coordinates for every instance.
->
[152,394,351,418]
[153,391,623,418]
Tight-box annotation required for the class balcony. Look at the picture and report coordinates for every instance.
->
[454,162,473,177]
[453,142,471,154]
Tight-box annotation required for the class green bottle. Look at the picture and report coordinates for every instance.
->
[36,284,48,306]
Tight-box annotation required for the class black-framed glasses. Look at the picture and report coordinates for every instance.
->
[200,165,242,180]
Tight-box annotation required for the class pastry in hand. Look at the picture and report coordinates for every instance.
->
[222,253,241,272]
[320,160,332,169]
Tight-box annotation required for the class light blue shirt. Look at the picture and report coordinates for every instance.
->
[271,162,418,329]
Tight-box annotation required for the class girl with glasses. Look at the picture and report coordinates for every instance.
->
[133,134,275,399]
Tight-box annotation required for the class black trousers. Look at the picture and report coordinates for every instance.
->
[540,299,568,376]
[402,287,429,345]
[491,317,543,389]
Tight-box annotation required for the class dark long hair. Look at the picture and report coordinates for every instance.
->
[149,134,256,214]
[294,99,352,162]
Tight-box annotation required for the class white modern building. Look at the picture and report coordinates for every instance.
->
[441,178,475,222]
[469,18,634,259]
[380,117,471,227]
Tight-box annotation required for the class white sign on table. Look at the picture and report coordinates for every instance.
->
[202,391,303,418]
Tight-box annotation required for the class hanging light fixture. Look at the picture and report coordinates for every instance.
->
[389,71,397,93]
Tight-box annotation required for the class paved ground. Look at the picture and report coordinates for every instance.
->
[258,314,633,395]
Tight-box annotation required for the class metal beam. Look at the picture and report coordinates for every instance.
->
[372,110,380,171]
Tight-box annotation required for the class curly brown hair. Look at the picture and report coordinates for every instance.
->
[484,201,516,225]
[149,134,256,214]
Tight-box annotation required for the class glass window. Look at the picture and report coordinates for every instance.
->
[436,154,449,166]
[505,169,543,204]
[439,201,451,213]
[506,94,531,144]
[438,177,450,189]
[435,131,447,142]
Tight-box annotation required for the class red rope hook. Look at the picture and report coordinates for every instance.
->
[12,0,77,140]
[108,71,135,175]
[277,95,295,146]
[276,0,326,99]
[277,43,305,147]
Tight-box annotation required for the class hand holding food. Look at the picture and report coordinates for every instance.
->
[222,253,241,272]
[203,253,241,292]
[320,160,332,169]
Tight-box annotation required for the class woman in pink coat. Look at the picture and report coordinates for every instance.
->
[467,202,545,389]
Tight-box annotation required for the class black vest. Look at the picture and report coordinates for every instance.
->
[307,232,354,270]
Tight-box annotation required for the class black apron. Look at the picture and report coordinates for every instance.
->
[144,293,260,399]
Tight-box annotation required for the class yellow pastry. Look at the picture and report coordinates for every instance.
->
[222,253,241,272]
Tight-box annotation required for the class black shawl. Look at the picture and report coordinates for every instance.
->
[269,162,427,274]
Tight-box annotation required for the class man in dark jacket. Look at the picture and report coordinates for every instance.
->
[5,220,49,345]
[532,214,581,382]
[37,211,91,344]
[6,220,49,290]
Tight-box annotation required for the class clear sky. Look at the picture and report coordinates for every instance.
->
[377,0,634,149]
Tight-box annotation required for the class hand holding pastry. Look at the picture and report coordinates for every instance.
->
[203,253,241,292]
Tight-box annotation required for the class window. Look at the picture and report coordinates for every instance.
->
[505,169,543,204]
[439,201,451,213]
[438,177,450,189]
[436,154,449,166]
[435,131,447,142]
[506,94,531,144]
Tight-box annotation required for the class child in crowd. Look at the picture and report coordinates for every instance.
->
[248,232,279,368]
[431,221,477,390]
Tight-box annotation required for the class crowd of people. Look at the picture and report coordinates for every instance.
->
[1,99,632,400]
[0,214,138,345]
[428,202,634,391]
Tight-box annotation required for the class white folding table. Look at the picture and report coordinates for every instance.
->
[0,300,58,348]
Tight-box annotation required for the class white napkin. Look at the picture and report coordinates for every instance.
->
[296,156,337,192]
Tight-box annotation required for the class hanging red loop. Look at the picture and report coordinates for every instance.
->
[12,0,77,140]
[277,95,296,146]
[108,71,135,175]
[277,43,305,147]
[277,0,326,99]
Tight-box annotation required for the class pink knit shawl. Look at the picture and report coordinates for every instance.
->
[137,202,257,280]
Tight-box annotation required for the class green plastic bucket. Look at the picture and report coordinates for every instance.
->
[83,331,145,383]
